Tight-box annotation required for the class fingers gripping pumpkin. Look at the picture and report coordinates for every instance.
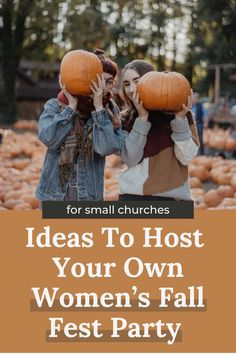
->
[137,71,191,112]
[60,50,103,95]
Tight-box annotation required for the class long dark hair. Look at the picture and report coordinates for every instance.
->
[121,60,174,131]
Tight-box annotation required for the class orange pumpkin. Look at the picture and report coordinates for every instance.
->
[219,198,236,207]
[13,203,32,210]
[137,71,191,111]
[104,168,112,179]
[190,177,202,188]
[217,185,234,198]
[189,164,209,181]
[4,199,24,210]
[21,194,39,209]
[192,156,212,170]
[60,50,103,95]
[104,193,118,201]
[230,176,236,191]
[224,137,236,151]
[216,172,233,185]
[204,190,222,207]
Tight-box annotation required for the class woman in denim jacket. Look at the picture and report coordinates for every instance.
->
[36,52,124,202]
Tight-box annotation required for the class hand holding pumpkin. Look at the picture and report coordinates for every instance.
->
[175,90,193,119]
[59,75,78,111]
[90,74,106,112]
[131,91,149,121]
[137,71,191,112]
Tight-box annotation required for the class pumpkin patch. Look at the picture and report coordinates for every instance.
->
[0,124,235,210]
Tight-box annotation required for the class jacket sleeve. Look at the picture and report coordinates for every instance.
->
[170,115,199,166]
[38,98,77,151]
[119,118,151,167]
[92,109,126,156]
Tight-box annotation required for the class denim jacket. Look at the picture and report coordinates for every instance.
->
[36,98,124,201]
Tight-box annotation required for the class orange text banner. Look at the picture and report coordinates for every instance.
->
[0,210,235,353]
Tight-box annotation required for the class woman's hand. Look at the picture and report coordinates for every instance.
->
[176,90,193,118]
[59,75,78,111]
[90,74,106,112]
[131,91,149,121]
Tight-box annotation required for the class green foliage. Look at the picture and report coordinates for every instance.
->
[63,0,109,52]
[187,0,236,95]
[1,0,236,123]
[0,0,36,123]
[23,0,63,62]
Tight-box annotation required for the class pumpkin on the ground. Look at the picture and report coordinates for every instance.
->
[204,190,222,207]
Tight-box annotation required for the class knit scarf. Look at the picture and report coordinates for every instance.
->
[57,91,121,190]
[58,112,93,190]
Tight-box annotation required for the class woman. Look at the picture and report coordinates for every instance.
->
[118,60,199,201]
[93,49,121,128]
[36,51,123,202]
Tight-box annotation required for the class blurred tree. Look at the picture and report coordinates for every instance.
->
[3,0,235,122]
[23,0,63,62]
[64,0,182,70]
[108,0,149,66]
[147,0,170,70]
[64,0,150,67]
[187,0,236,95]
[0,0,35,123]
[184,0,196,85]
[168,0,185,72]
[63,0,109,51]
[0,0,63,123]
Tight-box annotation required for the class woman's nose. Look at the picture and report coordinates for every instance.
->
[129,83,136,94]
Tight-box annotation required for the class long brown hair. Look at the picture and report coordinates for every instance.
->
[121,60,174,131]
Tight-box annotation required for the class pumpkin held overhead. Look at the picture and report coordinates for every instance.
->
[60,49,191,113]
[137,71,191,112]
[60,50,103,95]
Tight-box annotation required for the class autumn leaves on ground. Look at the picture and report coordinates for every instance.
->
[0,122,236,211]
